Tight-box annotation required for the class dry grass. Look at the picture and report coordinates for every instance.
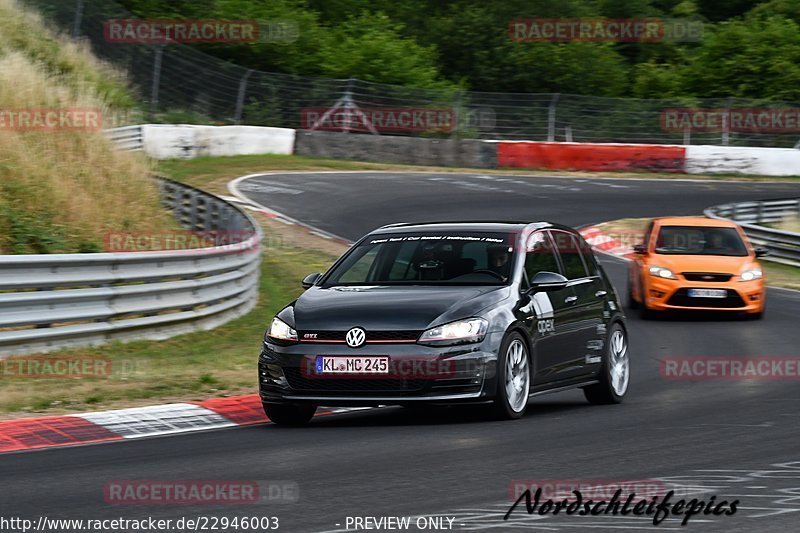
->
[0,1,173,254]
[774,216,800,233]
[0,0,135,112]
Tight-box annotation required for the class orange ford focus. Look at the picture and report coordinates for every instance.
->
[628,217,767,319]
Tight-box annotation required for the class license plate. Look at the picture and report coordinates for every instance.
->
[315,356,389,374]
[688,289,727,298]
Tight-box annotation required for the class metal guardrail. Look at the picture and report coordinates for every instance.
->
[0,178,262,356]
[705,198,800,267]
[106,125,144,151]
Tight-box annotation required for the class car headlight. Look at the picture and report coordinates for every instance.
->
[649,266,677,279]
[739,269,763,282]
[418,318,488,346]
[266,317,298,342]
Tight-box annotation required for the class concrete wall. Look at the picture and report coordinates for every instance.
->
[142,125,295,159]
[131,124,800,176]
[496,141,686,172]
[686,145,800,176]
[294,130,497,168]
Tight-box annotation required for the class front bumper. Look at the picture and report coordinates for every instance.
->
[258,332,504,406]
[644,277,765,313]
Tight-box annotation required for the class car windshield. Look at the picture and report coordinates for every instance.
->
[322,232,516,286]
[654,226,748,257]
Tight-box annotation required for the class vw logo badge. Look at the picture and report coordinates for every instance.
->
[345,327,366,348]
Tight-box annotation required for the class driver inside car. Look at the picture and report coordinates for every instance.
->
[487,245,511,280]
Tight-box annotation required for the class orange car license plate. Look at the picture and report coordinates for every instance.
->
[687,289,727,298]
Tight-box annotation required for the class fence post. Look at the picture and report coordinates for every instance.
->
[683,125,691,145]
[547,93,560,142]
[149,45,164,121]
[451,90,461,139]
[234,69,254,124]
[71,0,84,39]
[721,98,732,146]
[343,78,355,133]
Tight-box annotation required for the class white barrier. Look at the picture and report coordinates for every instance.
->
[686,145,800,176]
[142,125,295,159]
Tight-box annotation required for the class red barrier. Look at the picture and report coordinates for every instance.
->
[497,142,686,172]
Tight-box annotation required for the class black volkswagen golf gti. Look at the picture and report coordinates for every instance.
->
[259,222,629,425]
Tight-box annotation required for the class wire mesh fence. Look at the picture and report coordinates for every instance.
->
[22,0,800,147]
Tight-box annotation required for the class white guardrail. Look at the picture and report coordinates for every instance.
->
[705,198,800,267]
[0,179,262,356]
[106,125,144,151]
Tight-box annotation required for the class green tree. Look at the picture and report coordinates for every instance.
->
[316,12,450,88]
[680,16,800,99]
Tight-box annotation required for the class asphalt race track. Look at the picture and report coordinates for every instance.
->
[3,172,800,532]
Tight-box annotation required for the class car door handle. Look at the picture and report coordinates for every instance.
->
[564,295,578,304]
[595,290,607,298]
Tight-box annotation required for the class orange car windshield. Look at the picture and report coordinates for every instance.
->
[654,226,748,257]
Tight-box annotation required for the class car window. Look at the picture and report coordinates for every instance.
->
[462,242,488,270]
[655,226,748,257]
[338,247,379,283]
[323,232,516,286]
[524,231,561,282]
[387,241,418,280]
[552,231,589,280]
[577,237,599,276]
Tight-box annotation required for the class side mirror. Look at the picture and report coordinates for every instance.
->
[302,272,322,289]
[754,247,769,258]
[633,244,648,255]
[528,271,569,293]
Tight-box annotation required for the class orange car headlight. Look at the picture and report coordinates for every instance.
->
[649,265,677,280]
[739,269,763,282]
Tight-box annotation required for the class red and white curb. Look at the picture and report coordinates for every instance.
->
[0,395,367,453]
[579,225,635,260]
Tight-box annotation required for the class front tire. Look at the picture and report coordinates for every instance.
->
[491,332,531,420]
[263,402,316,426]
[584,324,630,405]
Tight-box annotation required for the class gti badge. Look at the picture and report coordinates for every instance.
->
[345,327,366,348]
